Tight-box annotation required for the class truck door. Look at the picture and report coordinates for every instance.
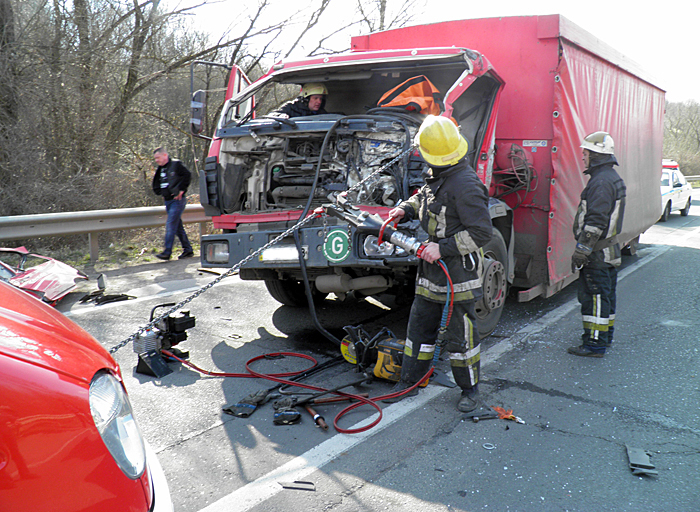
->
[199,65,253,217]
[442,68,503,190]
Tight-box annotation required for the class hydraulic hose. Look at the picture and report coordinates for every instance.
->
[293,113,414,347]
[160,349,433,434]
[433,259,454,365]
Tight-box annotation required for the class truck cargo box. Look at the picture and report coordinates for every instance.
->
[351,15,665,297]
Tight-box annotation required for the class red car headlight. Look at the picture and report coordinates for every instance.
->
[89,371,147,479]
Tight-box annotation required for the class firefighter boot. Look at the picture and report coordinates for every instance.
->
[382,379,419,403]
[457,387,480,413]
[567,345,605,358]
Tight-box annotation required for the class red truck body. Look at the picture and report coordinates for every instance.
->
[195,15,664,334]
[350,15,664,297]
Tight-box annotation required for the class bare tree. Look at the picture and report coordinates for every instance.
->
[356,0,425,33]
[664,100,700,175]
[0,0,427,219]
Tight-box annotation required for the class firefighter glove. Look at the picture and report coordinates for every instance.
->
[572,228,601,271]
[571,249,589,272]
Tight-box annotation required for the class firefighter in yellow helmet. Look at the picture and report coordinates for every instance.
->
[386,115,492,412]
[272,83,328,118]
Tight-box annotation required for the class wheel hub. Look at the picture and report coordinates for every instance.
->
[477,259,506,313]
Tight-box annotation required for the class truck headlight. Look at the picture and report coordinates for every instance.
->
[205,242,229,263]
[89,372,146,479]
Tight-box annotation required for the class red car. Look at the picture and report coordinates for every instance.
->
[0,280,173,511]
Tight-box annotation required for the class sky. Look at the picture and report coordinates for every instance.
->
[186,0,698,102]
[419,0,698,103]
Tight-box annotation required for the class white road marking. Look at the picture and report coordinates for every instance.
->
[196,243,670,512]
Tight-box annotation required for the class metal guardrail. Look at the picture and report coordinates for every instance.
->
[0,204,210,263]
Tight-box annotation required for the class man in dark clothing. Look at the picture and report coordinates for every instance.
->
[271,83,328,118]
[568,131,626,357]
[152,147,194,261]
[386,115,493,412]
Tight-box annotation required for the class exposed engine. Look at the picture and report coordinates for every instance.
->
[220,118,424,212]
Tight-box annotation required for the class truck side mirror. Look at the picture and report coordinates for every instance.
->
[191,90,206,135]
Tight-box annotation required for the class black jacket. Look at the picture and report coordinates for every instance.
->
[152,158,191,201]
[272,97,327,118]
[400,160,492,303]
[573,154,626,267]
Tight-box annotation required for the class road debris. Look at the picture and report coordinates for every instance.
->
[279,481,315,491]
[626,445,658,477]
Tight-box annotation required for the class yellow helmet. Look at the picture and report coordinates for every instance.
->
[415,115,468,167]
[301,83,328,97]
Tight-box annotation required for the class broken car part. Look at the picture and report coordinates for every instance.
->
[626,445,658,477]
[0,246,88,304]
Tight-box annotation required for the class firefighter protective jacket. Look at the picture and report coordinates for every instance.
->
[272,97,327,118]
[573,154,626,267]
[400,160,492,303]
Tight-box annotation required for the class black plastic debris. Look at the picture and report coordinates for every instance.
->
[279,481,315,491]
[626,445,658,476]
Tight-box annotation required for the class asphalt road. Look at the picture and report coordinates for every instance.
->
[59,194,700,512]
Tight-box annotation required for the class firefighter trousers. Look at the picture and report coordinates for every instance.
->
[578,265,617,350]
[400,296,480,391]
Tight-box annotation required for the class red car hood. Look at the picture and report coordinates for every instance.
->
[0,281,118,382]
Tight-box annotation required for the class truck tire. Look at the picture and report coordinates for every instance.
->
[474,229,508,338]
[659,202,671,222]
[264,279,326,306]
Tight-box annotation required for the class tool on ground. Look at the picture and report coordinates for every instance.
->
[340,325,426,386]
[463,405,500,422]
[310,393,369,405]
[304,405,329,430]
[492,406,525,424]
[294,375,373,407]
[271,374,370,426]
[222,356,345,417]
[133,303,196,377]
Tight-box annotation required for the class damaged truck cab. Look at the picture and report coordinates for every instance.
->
[197,47,510,336]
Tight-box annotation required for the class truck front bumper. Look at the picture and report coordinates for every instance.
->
[200,224,417,277]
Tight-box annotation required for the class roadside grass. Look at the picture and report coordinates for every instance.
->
[11,225,204,274]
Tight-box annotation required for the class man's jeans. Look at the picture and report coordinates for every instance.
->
[163,197,192,255]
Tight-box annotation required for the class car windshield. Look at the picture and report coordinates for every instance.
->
[661,172,670,187]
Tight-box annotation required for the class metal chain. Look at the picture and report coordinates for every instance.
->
[109,212,320,353]
[343,145,415,199]
[108,143,416,354]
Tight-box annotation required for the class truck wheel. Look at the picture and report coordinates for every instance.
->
[659,202,671,222]
[264,279,326,306]
[474,229,508,338]
[681,197,692,216]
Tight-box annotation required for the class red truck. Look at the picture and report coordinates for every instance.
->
[193,15,664,336]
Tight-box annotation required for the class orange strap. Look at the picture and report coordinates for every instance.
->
[377,75,444,115]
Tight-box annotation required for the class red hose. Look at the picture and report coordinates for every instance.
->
[160,350,433,434]
[437,259,455,326]
[377,216,398,247]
